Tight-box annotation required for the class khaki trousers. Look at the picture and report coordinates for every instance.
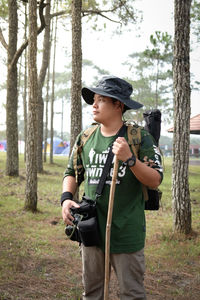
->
[81,245,146,300]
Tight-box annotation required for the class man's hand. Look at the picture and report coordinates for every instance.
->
[112,137,132,162]
[62,200,80,226]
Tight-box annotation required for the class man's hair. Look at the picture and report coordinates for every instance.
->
[111,98,127,114]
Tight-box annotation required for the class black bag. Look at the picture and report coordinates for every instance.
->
[143,109,162,210]
[143,109,161,147]
[144,189,162,210]
[78,216,100,246]
[65,196,100,246]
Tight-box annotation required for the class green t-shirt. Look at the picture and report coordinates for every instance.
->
[64,125,163,254]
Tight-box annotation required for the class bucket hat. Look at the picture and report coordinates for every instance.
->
[82,75,143,110]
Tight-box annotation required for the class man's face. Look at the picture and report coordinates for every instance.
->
[92,94,118,124]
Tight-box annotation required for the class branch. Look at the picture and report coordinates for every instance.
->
[82,11,121,24]
[50,10,70,18]
[81,0,127,16]
[9,0,47,71]
[0,27,8,50]
[50,1,126,22]
[51,8,121,24]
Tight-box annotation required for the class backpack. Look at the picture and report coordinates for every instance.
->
[73,109,162,210]
[143,109,161,147]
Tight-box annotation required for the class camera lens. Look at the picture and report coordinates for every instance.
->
[65,225,73,236]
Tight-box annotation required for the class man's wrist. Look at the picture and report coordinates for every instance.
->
[123,154,136,167]
[60,191,73,206]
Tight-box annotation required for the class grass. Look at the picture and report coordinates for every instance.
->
[0,152,200,299]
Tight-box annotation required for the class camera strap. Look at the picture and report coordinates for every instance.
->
[96,124,127,198]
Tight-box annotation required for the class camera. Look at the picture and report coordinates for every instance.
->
[65,197,96,241]
[65,197,100,246]
[65,212,82,239]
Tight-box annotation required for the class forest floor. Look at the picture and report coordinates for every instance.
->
[0,153,200,300]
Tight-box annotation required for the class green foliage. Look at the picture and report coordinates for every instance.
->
[159,135,173,147]
[82,0,141,32]
[124,31,173,124]
[148,31,173,61]
[0,0,8,19]
[82,0,99,10]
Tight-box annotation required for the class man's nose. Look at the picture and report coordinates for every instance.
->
[93,100,98,108]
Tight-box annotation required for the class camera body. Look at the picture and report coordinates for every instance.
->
[65,213,82,238]
[65,197,96,242]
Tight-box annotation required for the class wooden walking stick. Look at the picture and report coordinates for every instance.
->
[104,155,119,300]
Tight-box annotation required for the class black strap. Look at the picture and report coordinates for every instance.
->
[96,124,127,197]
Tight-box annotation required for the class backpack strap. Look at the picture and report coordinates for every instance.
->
[80,124,99,147]
[127,124,141,158]
[127,124,149,201]
[73,124,99,184]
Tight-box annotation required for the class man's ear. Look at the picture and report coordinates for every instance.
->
[118,101,124,112]
[114,100,124,114]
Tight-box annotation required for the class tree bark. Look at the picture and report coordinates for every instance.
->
[23,2,28,162]
[70,0,82,152]
[50,5,58,164]
[25,0,38,212]
[37,0,51,173]
[3,0,47,177]
[7,0,46,71]
[172,0,192,234]
[43,65,50,163]
[6,0,19,176]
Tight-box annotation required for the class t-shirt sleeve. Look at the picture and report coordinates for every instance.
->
[139,129,163,181]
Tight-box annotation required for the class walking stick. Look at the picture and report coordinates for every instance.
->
[104,155,119,300]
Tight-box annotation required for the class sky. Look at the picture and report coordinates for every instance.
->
[82,0,174,75]
[0,0,200,137]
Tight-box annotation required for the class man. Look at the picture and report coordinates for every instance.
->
[61,76,163,300]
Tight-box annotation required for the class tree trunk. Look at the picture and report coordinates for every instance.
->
[25,0,38,212]
[6,0,19,176]
[50,7,58,164]
[43,66,50,163]
[172,0,192,234]
[70,0,82,152]
[23,2,28,162]
[37,0,51,173]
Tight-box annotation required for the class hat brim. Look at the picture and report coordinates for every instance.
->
[82,87,143,110]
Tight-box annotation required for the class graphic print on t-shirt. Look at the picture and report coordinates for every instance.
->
[86,146,126,186]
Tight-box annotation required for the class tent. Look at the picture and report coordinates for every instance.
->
[0,140,7,151]
[0,140,25,153]
[61,141,70,156]
[45,137,66,154]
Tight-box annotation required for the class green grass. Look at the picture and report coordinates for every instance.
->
[0,152,200,299]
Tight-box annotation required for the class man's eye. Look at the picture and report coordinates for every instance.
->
[93,96,105,103]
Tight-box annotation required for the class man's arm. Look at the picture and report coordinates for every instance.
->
[62,175,78,194]
[61,176,79,226]
[128,159,161,188]
[112,137,161,189]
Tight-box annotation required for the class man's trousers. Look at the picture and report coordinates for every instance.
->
[81,245,146,300]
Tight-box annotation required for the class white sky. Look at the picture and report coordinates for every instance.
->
[0,0,200,137]
[82,0,174,75]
